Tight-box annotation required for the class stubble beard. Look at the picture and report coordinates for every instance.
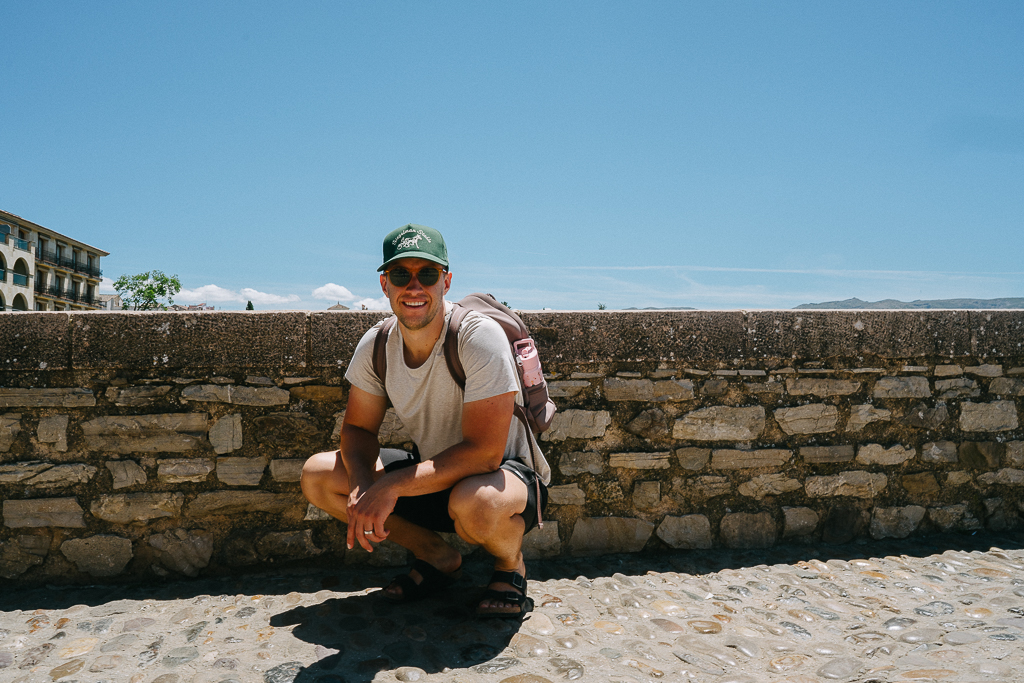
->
[393,295,444,332]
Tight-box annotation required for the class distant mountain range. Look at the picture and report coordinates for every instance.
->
[794,297,1024,310]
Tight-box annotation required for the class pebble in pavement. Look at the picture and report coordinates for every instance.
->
[1,541,1024,683]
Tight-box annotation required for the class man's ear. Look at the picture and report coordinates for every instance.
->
[443,271,452,295]
[380,274,388,295]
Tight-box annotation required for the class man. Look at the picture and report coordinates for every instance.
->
[302,224,549,618]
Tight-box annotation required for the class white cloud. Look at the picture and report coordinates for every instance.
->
[177,284,299,305]
[312,283,358,301]
[353,296,391,311]
[99,277,117,294]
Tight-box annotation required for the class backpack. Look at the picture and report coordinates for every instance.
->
[371,293,557,435]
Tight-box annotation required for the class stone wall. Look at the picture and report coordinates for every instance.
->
[1,310,1023,584]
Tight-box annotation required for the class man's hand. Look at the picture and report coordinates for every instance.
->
[345,477,397,551]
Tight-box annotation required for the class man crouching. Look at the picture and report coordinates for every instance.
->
[301,224,548,618]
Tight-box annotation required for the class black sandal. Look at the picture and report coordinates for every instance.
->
[383,558,462,603]
[475,569,534,619]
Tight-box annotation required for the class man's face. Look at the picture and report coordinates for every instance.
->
[380,257,452,331]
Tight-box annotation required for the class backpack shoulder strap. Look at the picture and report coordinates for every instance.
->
[442,305,471,389]
[372,316,398,387]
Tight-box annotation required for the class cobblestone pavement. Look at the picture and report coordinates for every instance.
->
[2,533,1024,683]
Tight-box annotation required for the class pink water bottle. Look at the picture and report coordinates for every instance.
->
[514,339,544,387]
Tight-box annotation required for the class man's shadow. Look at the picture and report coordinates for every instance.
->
[269,580,525,683]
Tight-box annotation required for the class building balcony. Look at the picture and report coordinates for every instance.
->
[35,249,101,278]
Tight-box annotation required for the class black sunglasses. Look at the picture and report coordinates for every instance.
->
[385,266,445,287]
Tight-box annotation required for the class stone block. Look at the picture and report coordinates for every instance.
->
[187,491,305,517]
[547,381,591,398]
[0,534,49,579]
[692,476,731,498]
[609,452,672,469]
[548,484,586,506]
[959,442,1002,469]
[255,529,322,558]
[945,471,972,487]
[822,502,865,544]
[305,504,332,521]
[902,472,939,496]
[216,457,267,486]
[746,380,784,394]
[110,385,172,406]
[209,414,243,454]
[900,402,948,430]
[783,507,819,537]
[928,504,968,532]
[960,401,1019,432]
[720,512,776,548]
[0,413,21,451]
[61,536,133,577]
[603,378,654,401]
[701,378,729,396]
[0,461,52,483]
[625,408,671,440]
[934,365,963,377]
[990,378,1024,396]
[712,448,792,470]
[774,404,839,435]
[25,464,98,489]
[856,444,914,466]
[569,517,655,556]
[935,378,979,400]
[1006,442,1024,468]
[0,388,95,408]
[254,412,322,447]
[558,452,605,476]
[632,481,661,508]
[921,441,957,464]
[181,384,290,406]
[522,522,561,559]
[91,493,184,524]
[542,410,612,441]
[738,474,802,500]
[81,414,209,453]
[676,447,710,470]
[158,459,215,484]
[289,386,345,402]
[652,379,695,401]
[270,458,305,482]
[977,469,1024,487]
[656,515,712,549]
[846,404,891,432]
[149,529,214,577]
[801,445,855,464]
[873,377,930,399]
[785,378,860,396]
[36,415,69,451]
[3,498,86,528]
[105,460,147,489]
[870,505,925,539]
[805,472,887,498]
[965,364,1002,377]
[672,406,765,441]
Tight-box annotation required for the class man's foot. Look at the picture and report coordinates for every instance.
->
[383,555,462,602]
[476,560,534,618]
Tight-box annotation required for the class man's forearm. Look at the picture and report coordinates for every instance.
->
[339,424,381,487]
[380,440,501,499]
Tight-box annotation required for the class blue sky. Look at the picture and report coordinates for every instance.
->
[2,2,1021,310]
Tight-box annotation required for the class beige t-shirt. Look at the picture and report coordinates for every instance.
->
[345,302,550,485]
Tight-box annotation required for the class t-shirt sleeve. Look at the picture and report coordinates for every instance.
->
[458,314,520,403]
[344,322,387,397]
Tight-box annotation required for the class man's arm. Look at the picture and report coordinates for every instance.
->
[339,386,388,551]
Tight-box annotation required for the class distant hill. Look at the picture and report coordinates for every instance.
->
[622,306,697,310]
[795,297,1024,310]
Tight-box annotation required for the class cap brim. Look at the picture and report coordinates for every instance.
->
[378,253,449,271]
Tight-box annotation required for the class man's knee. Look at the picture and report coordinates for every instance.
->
[300,451,339,500]
[448,474,510,537]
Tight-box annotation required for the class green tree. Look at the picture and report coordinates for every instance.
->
[113,270,182,310]
[246,300,254,310]
[597,302,607,310]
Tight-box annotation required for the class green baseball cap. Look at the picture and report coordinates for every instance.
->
[378,224,449,272]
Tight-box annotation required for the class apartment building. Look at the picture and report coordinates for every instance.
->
[0,209,109,311]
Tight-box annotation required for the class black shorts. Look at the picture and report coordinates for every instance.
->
[385,448,548,535]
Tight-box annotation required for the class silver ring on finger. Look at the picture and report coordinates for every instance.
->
[363,530,374,535]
